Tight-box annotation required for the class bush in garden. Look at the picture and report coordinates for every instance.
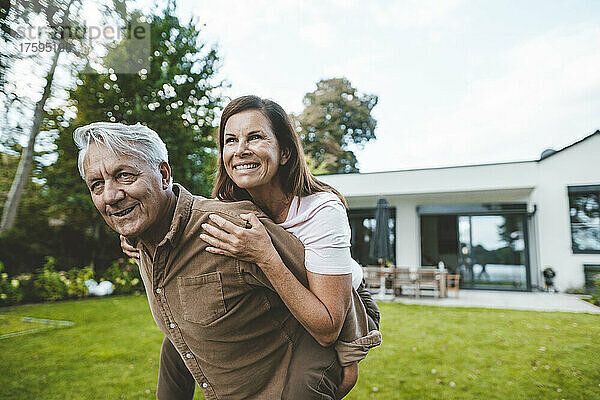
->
[0,261,24,305]
[591,274,600,306]
[65,267,95,298]
[15,273,35,301]
[33,257,68,302]
[103,258,143,295]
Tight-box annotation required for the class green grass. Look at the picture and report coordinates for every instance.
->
[1,297,599,400]
[0,314,54,336]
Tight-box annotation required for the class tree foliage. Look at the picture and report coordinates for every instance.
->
[0,0,89,234]
[296,77,378,174]
[59,10,224,195]
[0,7,224,274]
[0,149,63,276]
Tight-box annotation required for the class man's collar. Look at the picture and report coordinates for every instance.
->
[162,183,193,247]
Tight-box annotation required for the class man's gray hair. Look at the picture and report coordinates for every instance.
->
[73,122,169,180]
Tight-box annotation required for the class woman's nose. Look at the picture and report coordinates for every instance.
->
[235,139,250,156]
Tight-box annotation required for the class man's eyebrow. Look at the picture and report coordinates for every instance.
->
[113,164,141,173]
[85,176,101,187]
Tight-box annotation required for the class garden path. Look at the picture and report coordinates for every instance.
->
[392,290,600,314]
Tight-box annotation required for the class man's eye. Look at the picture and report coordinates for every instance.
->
[90,181,103,193]
[117,172,136,181]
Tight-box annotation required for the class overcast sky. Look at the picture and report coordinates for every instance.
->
[169,0,600,173]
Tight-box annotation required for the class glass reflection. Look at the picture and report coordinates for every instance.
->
[569,192,600,251]
[458,215,527,289]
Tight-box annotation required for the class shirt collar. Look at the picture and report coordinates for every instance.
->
[162,183,194,247]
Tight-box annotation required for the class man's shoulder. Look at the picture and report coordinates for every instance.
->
[189,196,267,221]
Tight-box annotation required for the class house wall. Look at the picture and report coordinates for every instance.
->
[533,133,600,291]
[321,133,600,292]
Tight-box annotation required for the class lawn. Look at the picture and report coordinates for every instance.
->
[1,295,599,400]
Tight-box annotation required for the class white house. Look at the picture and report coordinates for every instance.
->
[321,131,600,292]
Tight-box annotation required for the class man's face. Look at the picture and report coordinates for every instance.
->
[83,142,170,238]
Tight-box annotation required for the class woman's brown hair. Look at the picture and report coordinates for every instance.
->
[212,95,347,207]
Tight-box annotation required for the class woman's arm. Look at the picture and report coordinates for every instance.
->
[200,212,352,347]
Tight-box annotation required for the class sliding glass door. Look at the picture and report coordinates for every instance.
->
[420,205,531,291]
[458,215,528,289]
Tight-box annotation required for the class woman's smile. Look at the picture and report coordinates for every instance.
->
[233,162,260,171]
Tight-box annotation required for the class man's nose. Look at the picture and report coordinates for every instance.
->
[103,181,125,204]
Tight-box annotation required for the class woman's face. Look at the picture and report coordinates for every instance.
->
[222,109,289,193]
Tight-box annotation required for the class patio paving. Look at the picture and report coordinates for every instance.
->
[389,290,600,314]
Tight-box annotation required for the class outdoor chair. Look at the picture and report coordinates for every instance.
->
[417,269,440,298]
[446,274,460,297]
[363,266,383,295]
[392,268,420,298]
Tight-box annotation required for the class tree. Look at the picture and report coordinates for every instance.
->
[0,146,59,275]
[296,77,378,174]
[40,7,224,270]
[0,0,90,235]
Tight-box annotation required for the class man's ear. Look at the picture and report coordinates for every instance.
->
[158,161,172,189]
[280,148,291,166]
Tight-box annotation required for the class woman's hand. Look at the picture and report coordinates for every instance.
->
[201,212,351,348]
[200,213,278,265]
[120,235,140,260]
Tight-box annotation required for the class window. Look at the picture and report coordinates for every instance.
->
[568,186,600,253]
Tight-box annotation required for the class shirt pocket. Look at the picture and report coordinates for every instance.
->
[177,272,226,325]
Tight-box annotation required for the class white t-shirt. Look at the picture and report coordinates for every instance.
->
[278,192,364,289]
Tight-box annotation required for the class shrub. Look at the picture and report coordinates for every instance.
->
[65,267,95,298]
[33,257,68,302]
[590,274,600,306]
[103,258,143,295]
[565,287,586,295]
[15,273,35,300]
[0,261,24,305]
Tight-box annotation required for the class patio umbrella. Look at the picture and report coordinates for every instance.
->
[369,197,394,266]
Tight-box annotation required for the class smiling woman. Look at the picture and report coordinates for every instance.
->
[206,95,381,398]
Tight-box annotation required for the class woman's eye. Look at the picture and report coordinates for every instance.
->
[224,137,236,144]
[248,134,262,141]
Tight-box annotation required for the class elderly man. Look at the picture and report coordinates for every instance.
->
[74,122,374,399]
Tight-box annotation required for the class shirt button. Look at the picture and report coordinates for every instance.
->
[202,383,208,388]
[155,288,161,294]
[169,323,176,329]
[185,353,192,359]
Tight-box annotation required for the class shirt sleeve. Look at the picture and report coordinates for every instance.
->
[303,202,354,275]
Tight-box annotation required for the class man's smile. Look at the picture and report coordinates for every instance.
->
[110,204,137,217]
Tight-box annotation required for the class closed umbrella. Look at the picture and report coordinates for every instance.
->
[369,197,394,266]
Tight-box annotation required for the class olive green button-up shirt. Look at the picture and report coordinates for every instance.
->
[137,184,318,400]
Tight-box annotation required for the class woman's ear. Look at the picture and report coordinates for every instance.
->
[280,148,291,165]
